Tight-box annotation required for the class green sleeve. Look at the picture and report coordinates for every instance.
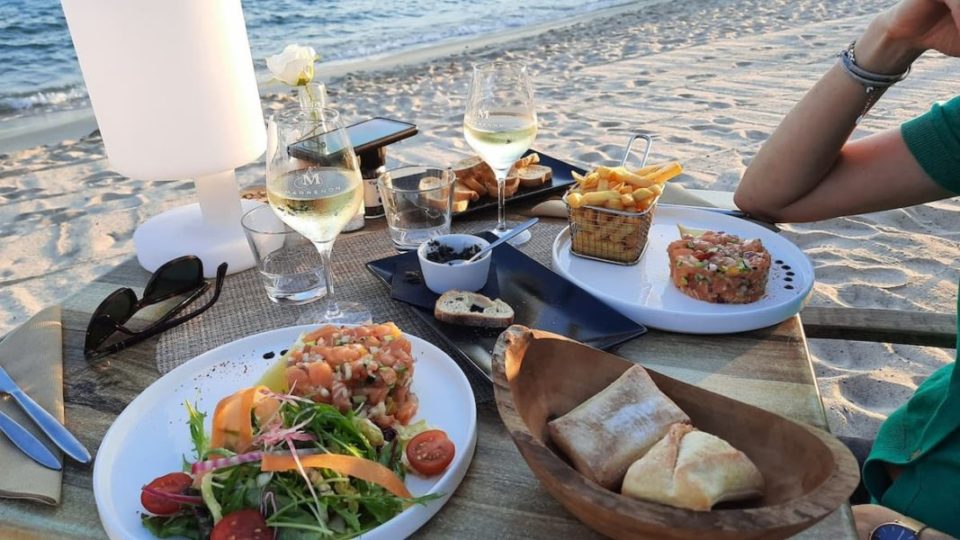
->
[901,96,960,194]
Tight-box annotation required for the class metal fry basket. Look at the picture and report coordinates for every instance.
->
[567,199,658,265]
[566,133,658,265]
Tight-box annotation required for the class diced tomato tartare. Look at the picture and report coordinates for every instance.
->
[667,231,771,304]
[282,323,418,427]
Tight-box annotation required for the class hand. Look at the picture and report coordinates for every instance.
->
[873,0,960,60]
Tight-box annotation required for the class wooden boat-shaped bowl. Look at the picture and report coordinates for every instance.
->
[492,326,860,540]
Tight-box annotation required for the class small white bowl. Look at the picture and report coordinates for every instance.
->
[417,234,492,294]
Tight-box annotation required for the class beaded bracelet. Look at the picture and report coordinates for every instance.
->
[839,41,911,122]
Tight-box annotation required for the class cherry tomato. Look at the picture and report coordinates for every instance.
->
[406,430,455,476]
[140,472,193,515]
[211,509,272,540]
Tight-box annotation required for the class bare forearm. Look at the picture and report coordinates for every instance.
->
[735,63,866,219]
[735,20,926,222]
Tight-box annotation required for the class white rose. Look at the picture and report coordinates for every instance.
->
[266,44,318,86]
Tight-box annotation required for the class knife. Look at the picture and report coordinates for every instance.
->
[0,410,61,470]
[0,366,91,464]
[655,203,781,233]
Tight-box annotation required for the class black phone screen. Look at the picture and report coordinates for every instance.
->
[347,118,417,152]
[288,117,418,163]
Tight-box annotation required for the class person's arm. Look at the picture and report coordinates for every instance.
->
[735,0,960,223]
[854,504,956,540]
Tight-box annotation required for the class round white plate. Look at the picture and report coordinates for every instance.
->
[552,206,814,333]
[93,325,477,540]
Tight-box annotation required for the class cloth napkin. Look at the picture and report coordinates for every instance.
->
[529,182,717,218]
[0,306,64,505]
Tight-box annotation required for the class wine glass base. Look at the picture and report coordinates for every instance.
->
[490,227,532,246]
[297,301,373,326]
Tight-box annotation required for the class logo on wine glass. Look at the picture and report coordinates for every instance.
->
[293,172,324,189]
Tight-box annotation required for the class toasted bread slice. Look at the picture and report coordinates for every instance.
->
[454,156,496,187]
[517,164,552,188]
[482,173,520,198]
[454,183,480,202]
[452,199,470,213]
[515,152,540,169]
[458,174,488,197]
[434,291,514,328]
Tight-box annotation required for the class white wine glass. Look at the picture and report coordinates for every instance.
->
[265,107,371,324]
[464,61,538,245]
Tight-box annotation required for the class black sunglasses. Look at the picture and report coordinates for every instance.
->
[84,256,228,359]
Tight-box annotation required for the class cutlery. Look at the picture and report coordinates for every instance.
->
[0,410,61,470]
[655,203,781,232]
[450,218,539,265]
[0,366,91,464]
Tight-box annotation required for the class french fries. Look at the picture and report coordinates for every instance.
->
[565,160,683,264]
[565,161,682,213]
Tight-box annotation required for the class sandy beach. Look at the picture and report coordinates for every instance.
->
[2,0,958,440]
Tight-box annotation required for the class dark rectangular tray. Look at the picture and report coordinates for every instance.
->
[452,150,585,219]
[366,233,647,380]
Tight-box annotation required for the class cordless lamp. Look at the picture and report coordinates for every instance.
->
[60,0,266,277]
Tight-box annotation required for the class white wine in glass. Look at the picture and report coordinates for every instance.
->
[268,168,362,242]
[464,61,538,244]
[266,107,371,324]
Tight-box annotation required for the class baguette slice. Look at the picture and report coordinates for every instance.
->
[515,152,541,170]
[454,183,480,202]
[435,291,515,328]
[454,156,496,189]
[482,173,520,197]
[517,164,552,188]
[458,174,488,197]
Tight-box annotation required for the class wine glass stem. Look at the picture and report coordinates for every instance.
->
[495,169,508,234]
[313,240,340,319]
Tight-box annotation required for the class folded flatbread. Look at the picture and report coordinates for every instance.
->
[547,365,689,489]
[622,423,764,511]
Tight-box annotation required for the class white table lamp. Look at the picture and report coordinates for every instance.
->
[61,0,266,276]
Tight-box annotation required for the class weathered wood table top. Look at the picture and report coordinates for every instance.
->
[0,209,856,539]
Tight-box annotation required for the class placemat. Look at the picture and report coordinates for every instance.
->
[156,218,568,403]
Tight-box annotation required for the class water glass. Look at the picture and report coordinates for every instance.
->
[378,167,455,250]
[241,204,326,305]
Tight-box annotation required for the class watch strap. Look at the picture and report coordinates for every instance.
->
[898,516,927,537]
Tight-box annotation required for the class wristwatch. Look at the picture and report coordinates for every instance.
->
[870,516,927,540]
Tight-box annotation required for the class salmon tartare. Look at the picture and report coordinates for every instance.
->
[281,323,418,428]
[667,230,771,304]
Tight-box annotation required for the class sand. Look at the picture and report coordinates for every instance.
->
[2,0,958,439]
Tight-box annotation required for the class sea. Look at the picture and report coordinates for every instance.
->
[0,0,630,123]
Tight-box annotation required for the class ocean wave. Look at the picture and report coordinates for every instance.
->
[0,86,88,115]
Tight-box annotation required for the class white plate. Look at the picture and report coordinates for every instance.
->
[93,325,477,540]
[552,206,814,333]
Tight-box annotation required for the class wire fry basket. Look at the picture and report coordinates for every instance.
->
[567,197,658,265]
[566,134,658,265]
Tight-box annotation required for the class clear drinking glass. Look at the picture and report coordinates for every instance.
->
[241,204,326,305]
[378,166,455,250]
[464,61,538,245]
[265,107,371,324]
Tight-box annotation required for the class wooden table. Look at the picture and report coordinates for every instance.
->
[0,209,857,539]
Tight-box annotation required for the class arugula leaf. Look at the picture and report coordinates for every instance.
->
[184,401,209,461]
[141,512,201,539]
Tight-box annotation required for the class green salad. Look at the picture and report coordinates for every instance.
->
[139,386,447,540]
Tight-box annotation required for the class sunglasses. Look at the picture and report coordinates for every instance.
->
[84,256,227,359]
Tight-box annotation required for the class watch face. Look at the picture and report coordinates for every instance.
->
[871,523,918,540]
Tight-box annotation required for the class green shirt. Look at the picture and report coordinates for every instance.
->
[862,96,960,537]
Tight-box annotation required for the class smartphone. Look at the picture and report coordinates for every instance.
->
[288,117,418,162]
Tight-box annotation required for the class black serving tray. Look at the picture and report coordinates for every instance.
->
[366,232,647,380]
[452,149,585,219]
